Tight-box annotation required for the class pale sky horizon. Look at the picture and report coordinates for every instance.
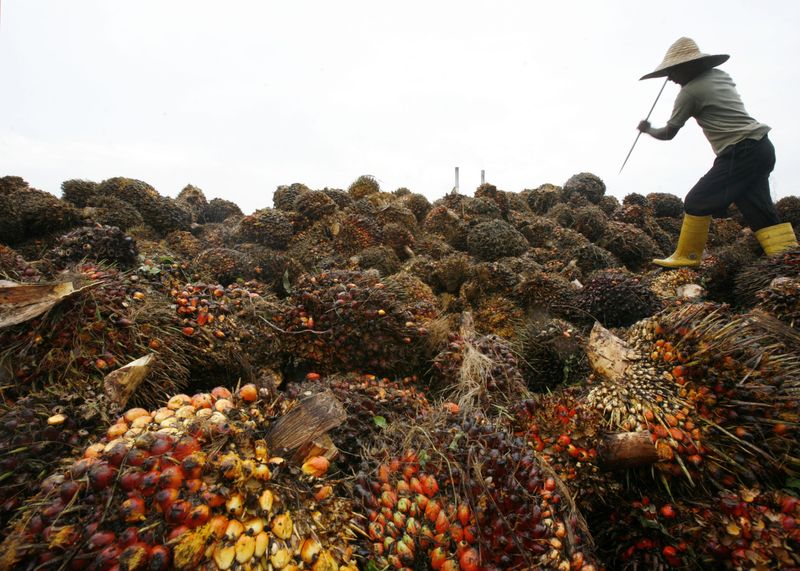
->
[1,1,798,215]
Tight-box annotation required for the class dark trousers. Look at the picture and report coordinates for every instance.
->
[684,135,780,231]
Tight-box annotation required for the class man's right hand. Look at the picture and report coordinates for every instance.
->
[637,120,651,134]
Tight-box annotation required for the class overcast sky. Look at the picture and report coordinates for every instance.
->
[1,1,798,215]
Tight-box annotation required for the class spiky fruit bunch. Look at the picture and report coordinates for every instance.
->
[193,248,252,286]
[423,206,468,250]
[398,193,431,223]
[646,267,701,299]
[0,389,359,571]
[236,208,294,249]
[513,270,578,318]
[519,319,589,390]
[594,195,618,217]
[273,182,310,211]
[474,182,510,217]
[597,221,663,272]
[202,198,243,224]
[375,204,418,232]
[430,252,474,294]
[411,236,453,261]
[545,202,577,229]
[267,270,435,375]
[577,269,663,327]
[356,246,402,276]
[97,177,191,236]
[734,247,800,307]
[175,184,209,223]
[622,192,648,207]
[463,196,503,222]
[526,183,562,214]
[458,261,520,306]
[470,294,525,341]
[777,196,800,230]
[646,192,683,218]
[507,212,557,247]
[699,237,760,304]
[465,219,528,262]
[755,276,800,326]
[655,215,683,239]
[562,172,605,204]
[572,205,609,242]
[567,243,620,276]
[708,218,744,249]
[0,245,32,281]
[61,179,100,207]
[381,223,415,259]
[0,264,190,400]
[348,175,381,199]
[320,188,353,209]
[85,195,145,231]
[294,191,337,225]
[0,177,81,245]
[0,391,111,535]
[46,225,139,269]
[328,213,380,257]
[356,417,598,571]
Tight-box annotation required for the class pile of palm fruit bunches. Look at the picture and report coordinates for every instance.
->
[1,171,800,569]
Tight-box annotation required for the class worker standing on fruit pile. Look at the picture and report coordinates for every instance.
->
[637,37,798,267]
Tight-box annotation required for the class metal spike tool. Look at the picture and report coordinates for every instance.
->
[619,77,669,173]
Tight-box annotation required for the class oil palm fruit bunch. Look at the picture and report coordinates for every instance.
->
[375,204,419,233]
[576,269,663,328]
[320,188,353,210]
[777,196,800,230]
[1,176,81,245]
[698,237,759,304]
[0,264,189,400]
[423,206,468,250]
[597,221,663,273]
[175,184,209,223]
[562,172,605,205]
[273,182,310,211]
[459,261,520,306]
[45,225,139,269]
[61,179,100,208]
[513,270,578,321]
[566,243,619,276]
[474,182,510,218]
[97,177,191,236]
[268,270,434,375]
[165,230,204,260]
[0,244,41,282]
[193,248,253,286]
[333,213,383,256]
[526,183,563,215]
[645,192,683,218]
[0,390,112,536]
[470,294,525,341]
[347,175,381,200]
[398,193,431,223]
[645,267,701,300]
[430,252,474,294]
[518,318,589,391]
[355,416,598,570]
[755,276,800,327]
[467,219,528,262]
[293,192,337,229]
[601,302,800,487]
[85,195,146,231]
[236,208,295,249]
[381,223,415,259]
[432,329,527,410]
[734,247,800,307]
[202,198,243,224]
[0,386,360,571]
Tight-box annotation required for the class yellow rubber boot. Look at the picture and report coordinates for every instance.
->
[755,223,799,256]
[653,213,711,268]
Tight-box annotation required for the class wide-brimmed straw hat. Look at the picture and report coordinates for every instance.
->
[640,37,729,80]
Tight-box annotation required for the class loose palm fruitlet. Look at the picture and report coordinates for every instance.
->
[0,386,359,571]
[268,270,436,375]
[356,416,598,571]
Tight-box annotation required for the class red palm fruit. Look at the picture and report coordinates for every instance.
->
[140,471,160,496]
[119,543,151,569]
[167,526,189,542]
[544,477,556,492]
[191,393,213,409]
[463,525,478,544]
[434,510,449,535]
[457,503,471,526]
[393,511,407,529]
[95,545,122,570]
[88,462,117,491]
[148,545,171,571]
[59,480,82,503]
[415,493,429,511]
[409,476,423,494]
[186,504,211,528]
[70,458,95,479]
[440,559,459,571]
[239,384,258,402]
[425,499,441,523]
[159,465,184,489]
[377,464,391,484]
[381,490,398,509]
[420,474,439,497]
[659,504,676,519]
[459,547,479,571]
[88,530,117,550]
[211,387,232,400]
[368,521,384,541]
[121,496,146,522]
[105,441,130,467]
[208,515,229,539]
[149,434,174,456]
[119,527,139,547]
[168,500,191,525]
[450,522,464,543]
[183,479,202,494]
[396,480,411,495]
[430,547,447,570]
[202,489,226,508]
[781,496,799,514]
[173,436,201,461]
[402,464,417,482]
[126,447,149,467]
[181,452,206,479]
[123,408,150,424]
[155,488,180,513]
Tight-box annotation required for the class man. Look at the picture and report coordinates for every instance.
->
[637,37,797,267]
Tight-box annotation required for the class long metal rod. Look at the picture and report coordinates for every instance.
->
[619,77,669,173]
